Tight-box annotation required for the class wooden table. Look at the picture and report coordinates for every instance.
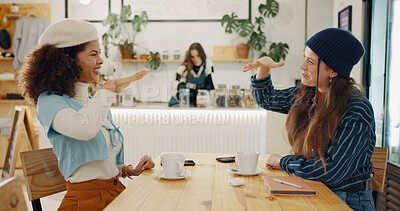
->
[105,153,351,211]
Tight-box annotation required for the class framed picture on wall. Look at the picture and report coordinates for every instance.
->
[65,0,110,22]
[338,6,352,31]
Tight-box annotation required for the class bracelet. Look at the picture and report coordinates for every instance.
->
[122,164,132,179]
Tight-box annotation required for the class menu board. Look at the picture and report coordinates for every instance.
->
[123,0,250,21]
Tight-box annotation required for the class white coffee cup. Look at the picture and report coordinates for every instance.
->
[161,153,185,177]
[235,151,260,173]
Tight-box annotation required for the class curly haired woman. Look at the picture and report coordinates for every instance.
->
[18,19,155,210]
[243,28,376,210]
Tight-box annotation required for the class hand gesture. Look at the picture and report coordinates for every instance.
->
[101,68,150,93]
[265,153,283,169]
[242,56,284,72]
[129,155,155,176]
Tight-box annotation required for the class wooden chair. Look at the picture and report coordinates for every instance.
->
[370,147,389,207]
[20,148,66,211]
[0,176,27,210]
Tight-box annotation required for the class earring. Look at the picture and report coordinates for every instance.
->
[329,78,332,83]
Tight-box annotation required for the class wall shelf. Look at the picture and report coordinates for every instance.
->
[0,79,17,82]
[0,99,26,103]
[120,59,182,63]
[0,58,13,61]
[213,58,253,63]
[120,58,253,63]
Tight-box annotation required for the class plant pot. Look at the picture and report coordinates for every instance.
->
[236,44,250,59]
[119,45,133,59]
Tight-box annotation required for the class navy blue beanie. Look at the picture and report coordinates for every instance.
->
[305,28,365,79]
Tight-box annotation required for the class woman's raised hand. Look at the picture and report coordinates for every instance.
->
[242,56,284,72]
[101,68,150,93]
[243,56,284,79]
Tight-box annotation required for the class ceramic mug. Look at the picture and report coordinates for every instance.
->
[235,151,259,173]
[161,153,185,177]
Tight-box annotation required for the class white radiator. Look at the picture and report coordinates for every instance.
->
[111,108,267,165]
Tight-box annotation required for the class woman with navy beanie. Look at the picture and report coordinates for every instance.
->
[243,28,375,210]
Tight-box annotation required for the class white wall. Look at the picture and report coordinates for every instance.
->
[112,0,307,103]
[333,0,365,83]
[307,0,334,39]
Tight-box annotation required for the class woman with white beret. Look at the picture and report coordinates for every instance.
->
[19,19,155,210]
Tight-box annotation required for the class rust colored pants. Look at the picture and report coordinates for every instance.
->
[58,176,125,211]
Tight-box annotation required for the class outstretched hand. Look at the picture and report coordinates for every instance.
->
[101,68,150,93]
[242,56,284,72]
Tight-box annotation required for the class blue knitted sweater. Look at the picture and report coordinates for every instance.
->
[251,75,376,191]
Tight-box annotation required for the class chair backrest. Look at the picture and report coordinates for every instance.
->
[0,176,27,210]
[370,147,389,192]
[20,148,66,201]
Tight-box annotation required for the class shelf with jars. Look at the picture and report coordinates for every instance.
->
[120,58,253,63]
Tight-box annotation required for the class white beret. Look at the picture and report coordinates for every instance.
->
[39,19,98,48]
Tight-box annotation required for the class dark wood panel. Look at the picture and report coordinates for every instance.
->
[377,162,400,211]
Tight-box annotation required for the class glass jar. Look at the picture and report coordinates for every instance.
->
[110,93,118,107]
[245,89,256,108]
[162,50,169,60]
[229,85,241,107]
[179,88,190,107]
[11,4,19,14]
[214,85,228,108]
[174,50,180,60]
[240,88,245,107]
[196,89,209,108]
[122,88,133,107]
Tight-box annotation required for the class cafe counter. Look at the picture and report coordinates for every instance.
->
[109,103,291,165]
[39,103,291,165]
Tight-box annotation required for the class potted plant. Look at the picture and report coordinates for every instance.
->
[221,0,289,61]
[146,51,161,70]
[102,5,148,59]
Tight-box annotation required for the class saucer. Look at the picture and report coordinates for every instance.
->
[228,167,264,176]
[154,169,191,180]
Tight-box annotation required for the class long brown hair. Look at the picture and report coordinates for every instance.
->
[180,42,207,80]
[285,65,363,168]
[18,43,88,105]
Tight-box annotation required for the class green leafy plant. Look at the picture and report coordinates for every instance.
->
[146,51,161,70]
[102,5,148,58]
[221,0,289,61]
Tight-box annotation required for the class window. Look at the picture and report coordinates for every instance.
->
[384,0,400,164]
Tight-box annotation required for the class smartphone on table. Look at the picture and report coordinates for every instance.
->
[161,160,195,166]
[184,160,196,166]
[216,156,235,163]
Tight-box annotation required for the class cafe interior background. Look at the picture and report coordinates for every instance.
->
[0,0,399,210]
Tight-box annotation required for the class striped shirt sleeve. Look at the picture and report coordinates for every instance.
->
[250,74,297,114]
[279,97,376,189]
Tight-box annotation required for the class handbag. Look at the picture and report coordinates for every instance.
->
[0,29,11,49]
